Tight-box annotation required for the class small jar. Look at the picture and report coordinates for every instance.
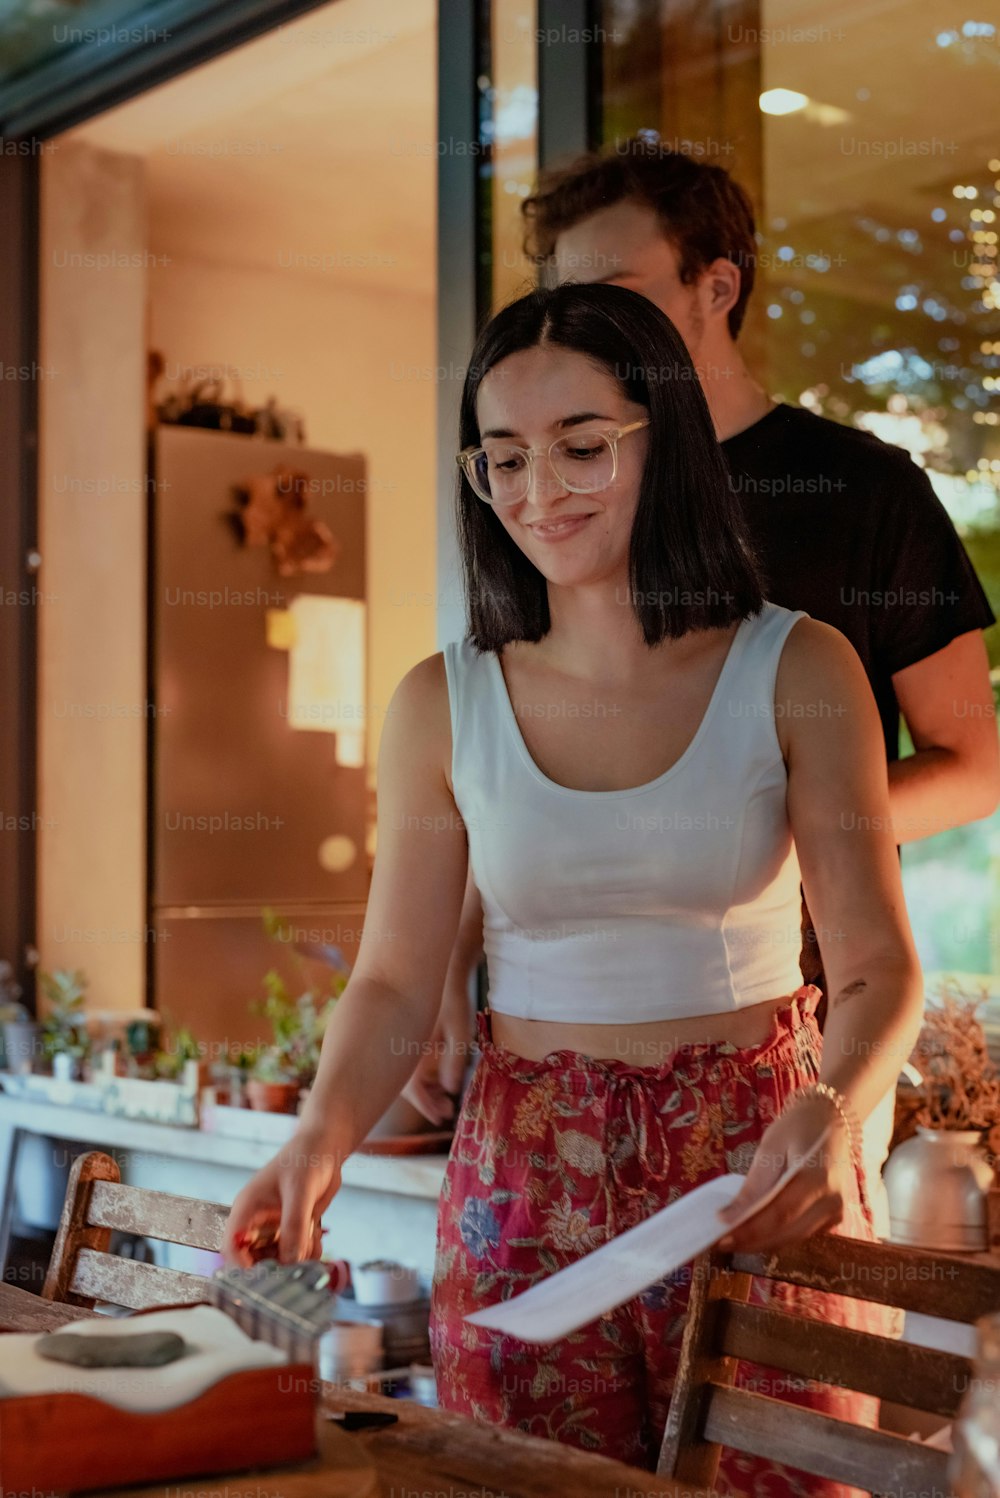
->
[317,1317,384,1388]
[352,1259,421,1307]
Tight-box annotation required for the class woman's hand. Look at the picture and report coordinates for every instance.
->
[715,1094,854,1254]
[401,981,474,1125]
[401,1039,459,1125]
[223,1128,343,1266]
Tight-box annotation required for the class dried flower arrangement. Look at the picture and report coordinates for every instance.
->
[910,981,1000,1155]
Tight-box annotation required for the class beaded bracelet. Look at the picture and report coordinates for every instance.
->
[791,1081,862,1163]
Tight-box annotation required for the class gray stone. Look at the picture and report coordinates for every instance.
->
[36,1330,188,1368]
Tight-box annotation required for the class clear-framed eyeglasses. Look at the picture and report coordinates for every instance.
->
[456,418,650,507]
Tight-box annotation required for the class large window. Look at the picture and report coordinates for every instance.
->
[598,1,1000,992]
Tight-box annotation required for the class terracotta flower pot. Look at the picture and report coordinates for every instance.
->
[246,1078,301,1114]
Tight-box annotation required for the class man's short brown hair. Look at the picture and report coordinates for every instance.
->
[521,137,758,339]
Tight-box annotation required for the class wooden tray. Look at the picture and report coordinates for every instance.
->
[0,1300,324,1494]
[104,1414,380,1498]
[0,1363,318,1493]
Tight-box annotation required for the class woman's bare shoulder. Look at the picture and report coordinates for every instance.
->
[392,649,450,705]
[779,615,870,695]
[382,652,453,779]
[774,615,881,760]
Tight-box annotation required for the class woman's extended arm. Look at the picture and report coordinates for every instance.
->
[224,653,469,1263]
[721,618,924,1250]
[785,618,924,1121]
[401,861,484,1123]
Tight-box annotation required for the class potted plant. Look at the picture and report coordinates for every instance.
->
[246,1045,300,1115]
[153,1024,204,1083]
[215,1044,258,1108]
[246,971,339,1113]
[240,911,346,1113]
[39,968,91,1081]
[124,1011,162,1077]
[249,909,456,1142]
[885,981,1000,1251]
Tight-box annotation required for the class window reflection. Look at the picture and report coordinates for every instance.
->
[478,0,539,315]
[600,0,1000,988]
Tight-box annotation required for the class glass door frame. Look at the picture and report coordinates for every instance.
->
[0,150,40,997]
[0,0,329,138]
[537,0,600,167]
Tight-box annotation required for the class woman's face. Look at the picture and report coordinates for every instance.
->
[474,344,649,590]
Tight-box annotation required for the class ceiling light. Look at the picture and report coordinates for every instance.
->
[759,89,808,116]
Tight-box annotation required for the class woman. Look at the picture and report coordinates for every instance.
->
[225,284,922,1492]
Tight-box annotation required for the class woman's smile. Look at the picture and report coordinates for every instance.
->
[524,511,598,541]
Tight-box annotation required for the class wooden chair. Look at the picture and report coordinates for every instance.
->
[42,1150,229,1311]
[657,1233,1000,1497]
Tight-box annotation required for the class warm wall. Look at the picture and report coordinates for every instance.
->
[37,139,148,1008]
[147,256,436,780]
[35,8,438,1025]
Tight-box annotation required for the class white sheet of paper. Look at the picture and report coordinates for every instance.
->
[464,1130,830,1344]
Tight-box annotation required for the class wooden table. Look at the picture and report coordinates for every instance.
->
[0,1283,702,1498]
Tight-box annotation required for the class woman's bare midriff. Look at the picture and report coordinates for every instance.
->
[489,991,802,1064]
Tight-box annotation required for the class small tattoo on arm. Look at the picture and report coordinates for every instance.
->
[832,979,868,1010]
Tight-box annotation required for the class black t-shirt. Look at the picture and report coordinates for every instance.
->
[721,404,996,761]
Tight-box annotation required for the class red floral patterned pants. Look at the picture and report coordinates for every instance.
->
[429,987,895,1497]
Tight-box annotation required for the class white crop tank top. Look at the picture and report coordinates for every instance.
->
[442,601,809,1023]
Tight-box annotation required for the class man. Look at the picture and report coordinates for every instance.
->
[406,140,999,1233]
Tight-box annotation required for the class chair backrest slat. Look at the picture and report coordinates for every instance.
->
[43,1152,225,1312]
[704,1384,952,1497]
[659,1236,1000,1491]
[720,1300,970,1418]
[733,1236,997,1321]
[70,1246,212,1311]
[86,1180,227,1252]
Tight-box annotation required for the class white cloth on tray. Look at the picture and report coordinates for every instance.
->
[0,1304,287,1412]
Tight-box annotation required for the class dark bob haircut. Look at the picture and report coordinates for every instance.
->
[456,281,763,652]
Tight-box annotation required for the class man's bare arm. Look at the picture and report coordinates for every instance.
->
[889,631,1000,842]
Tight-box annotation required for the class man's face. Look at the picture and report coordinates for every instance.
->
[554,199,706,357]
